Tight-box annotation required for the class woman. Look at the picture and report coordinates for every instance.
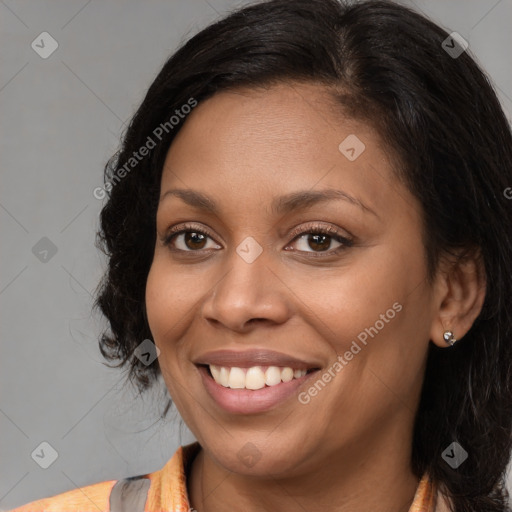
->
[10,0,512,511]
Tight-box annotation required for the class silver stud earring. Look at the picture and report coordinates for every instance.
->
[443,330,457,346]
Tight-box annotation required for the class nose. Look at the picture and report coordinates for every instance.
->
[201,245,291,333]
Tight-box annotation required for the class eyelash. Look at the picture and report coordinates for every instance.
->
[162,222,354,258]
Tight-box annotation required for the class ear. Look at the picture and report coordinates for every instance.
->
[429,249,486,348]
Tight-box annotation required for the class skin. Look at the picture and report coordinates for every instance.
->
[145,82,486,512]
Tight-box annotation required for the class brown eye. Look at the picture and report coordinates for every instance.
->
[182,231,207,250]
[293,232,342,253]
[286,224,353,256]
[304,233,332,252]
[163,224,221,252]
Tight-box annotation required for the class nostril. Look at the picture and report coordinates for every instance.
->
[248,318,266,325]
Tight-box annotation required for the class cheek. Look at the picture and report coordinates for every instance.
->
[145,257,196,405]
[299,249,423,346]
[145,255,195,348]
[145,260,171,336]
[303,240,431,390]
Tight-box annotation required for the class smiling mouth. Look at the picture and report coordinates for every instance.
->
[199,364,320,390]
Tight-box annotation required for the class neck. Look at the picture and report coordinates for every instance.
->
[187,434,420,512]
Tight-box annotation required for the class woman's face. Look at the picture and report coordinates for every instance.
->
[146,82,437,477]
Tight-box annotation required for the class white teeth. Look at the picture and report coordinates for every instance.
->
[219,366,230,387]
[210,365,221,382]
[265,366,282,386]
[245,367,266,390]
[281,367,294,382]
[228,367,246,389]
[208,365,308,389]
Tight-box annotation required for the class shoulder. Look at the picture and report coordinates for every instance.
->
[6,479,118,512]
[6,442,201,512]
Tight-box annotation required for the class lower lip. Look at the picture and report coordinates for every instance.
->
[197,365,318,414]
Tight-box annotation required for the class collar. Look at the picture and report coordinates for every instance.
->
[147,441,444,511]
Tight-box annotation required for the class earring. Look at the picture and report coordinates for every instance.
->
[443,330,457,346]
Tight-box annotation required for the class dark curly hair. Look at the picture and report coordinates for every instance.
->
[94,0,512,510]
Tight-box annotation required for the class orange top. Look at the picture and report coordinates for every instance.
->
[8,441,448,512]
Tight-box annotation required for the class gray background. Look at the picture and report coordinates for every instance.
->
[1,0,511,508]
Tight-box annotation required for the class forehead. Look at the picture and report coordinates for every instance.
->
[159,82,408,220]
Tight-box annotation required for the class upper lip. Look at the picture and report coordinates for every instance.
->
[193,349,321,370]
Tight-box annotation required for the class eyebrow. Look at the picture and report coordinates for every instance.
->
[159,188,378,218]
